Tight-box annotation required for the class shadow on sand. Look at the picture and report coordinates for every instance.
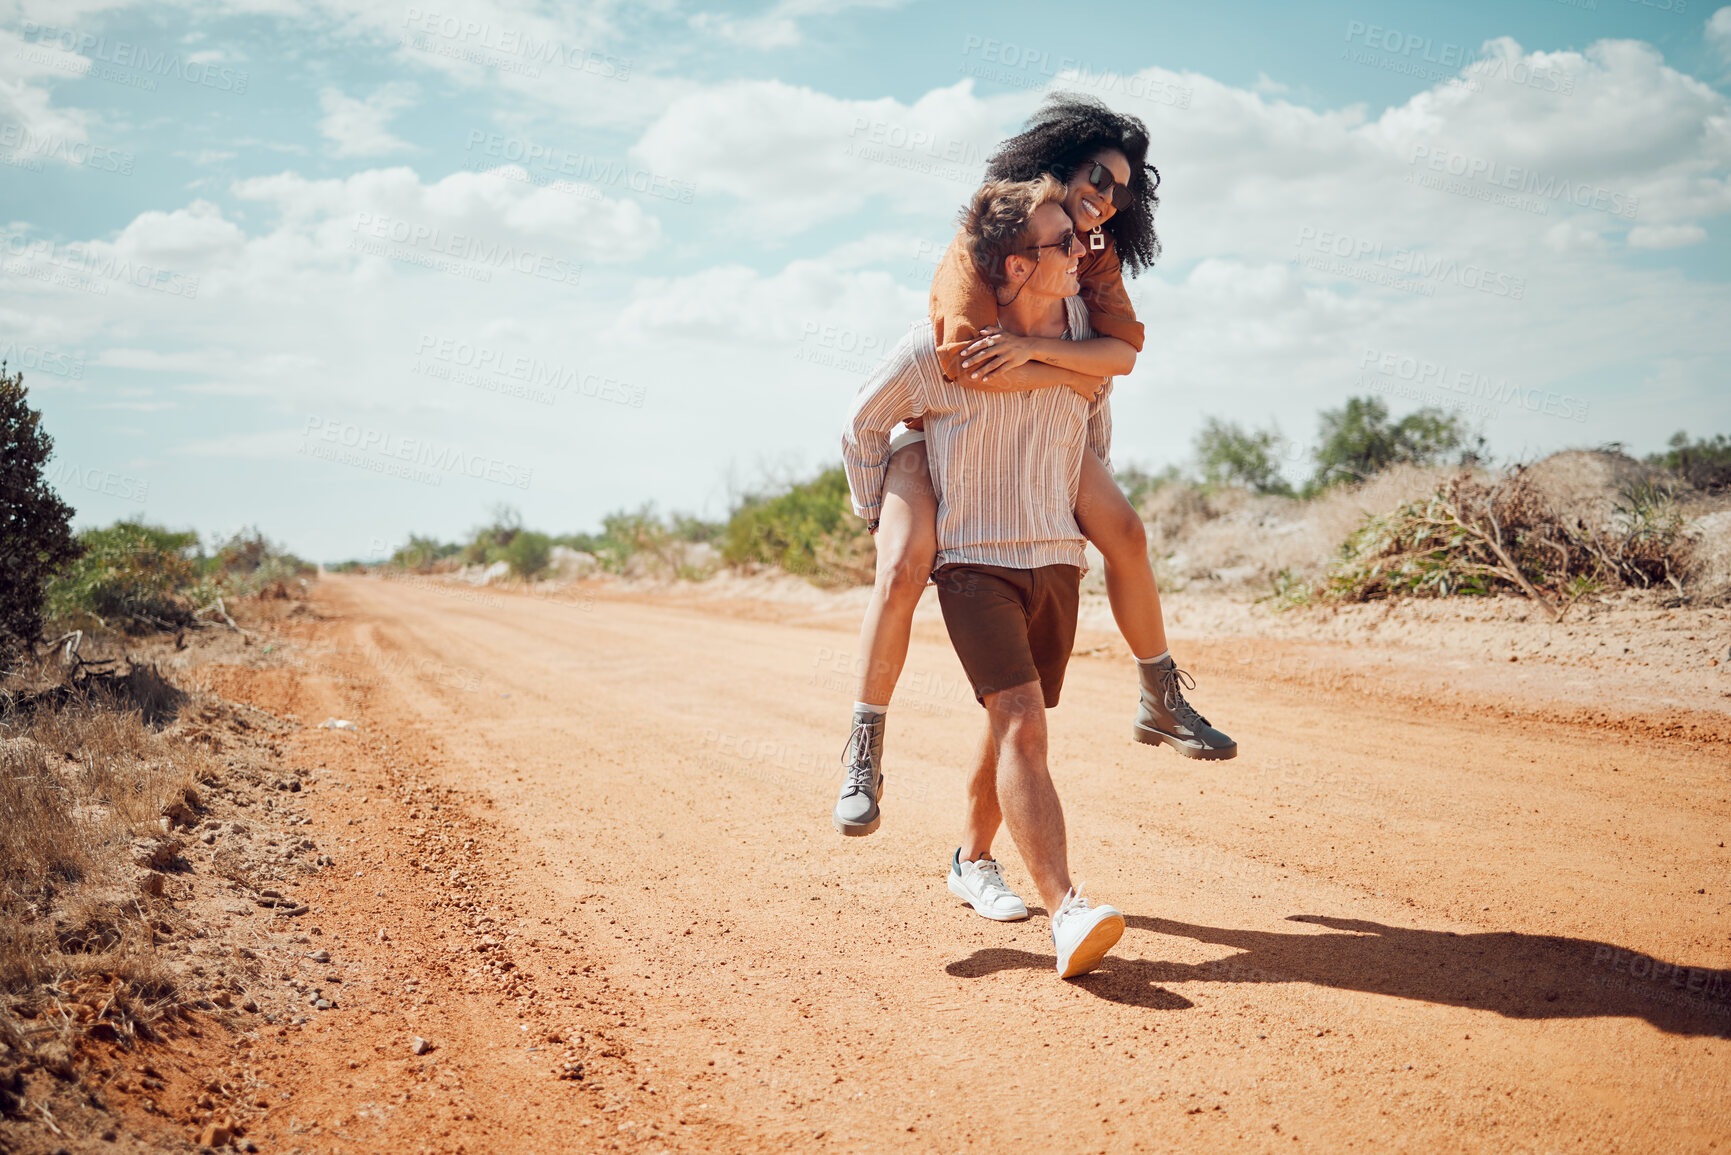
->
[945,914,1731,1035]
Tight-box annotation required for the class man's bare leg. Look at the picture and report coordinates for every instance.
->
[947,727,1030,920]
[979,679,1123,977]
[960,728,1000,861]
[982,681,1071,911]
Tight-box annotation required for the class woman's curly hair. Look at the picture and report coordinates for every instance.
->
[982,93,1161,274]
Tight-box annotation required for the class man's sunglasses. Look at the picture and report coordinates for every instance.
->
[1022,229,1079,258]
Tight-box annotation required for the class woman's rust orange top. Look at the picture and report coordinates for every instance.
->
[928,227,1144,384]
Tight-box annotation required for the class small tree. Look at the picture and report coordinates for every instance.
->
[462,504,522,565]
[1194,418,1294,495]
[503,530,551,579]
[1309,396,1476,493]
[0,364,82,667]
[44,521,200,632]
[1647,430,1731,491]
[1114,462,1182,508]
[389,534,458,571]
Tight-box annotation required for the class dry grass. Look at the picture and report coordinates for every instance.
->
[0,665,216,1052]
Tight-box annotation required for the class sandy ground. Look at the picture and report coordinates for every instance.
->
[79,573,1730,1154]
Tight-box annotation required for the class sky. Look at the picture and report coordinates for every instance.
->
[3,0,1729,562]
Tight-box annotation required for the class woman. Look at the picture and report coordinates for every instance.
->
[834,94,1236,838]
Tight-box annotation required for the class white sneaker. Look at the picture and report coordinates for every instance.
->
[947,850,1030,921]
[1050,886,1124,978]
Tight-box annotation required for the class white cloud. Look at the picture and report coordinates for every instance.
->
[689,0,910,50]
[231,165,660,263]
[1627,223,1707,248]
[0,164,662,419]
[1708,8,1731,63]
[633,79,1028,235]
[619,258,921,348]
[318,82,417,157]
[687,11,800,50]
[0,27,95,153]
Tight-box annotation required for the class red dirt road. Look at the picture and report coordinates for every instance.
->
[231,575,1730,1153]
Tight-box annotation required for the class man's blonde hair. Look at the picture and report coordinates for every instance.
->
[960,174,1068,291]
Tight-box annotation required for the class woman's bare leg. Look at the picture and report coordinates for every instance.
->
[834,441,939,836]
[1073,451,1237,758]
[854,440,938,705]
[1075,450,1168,659]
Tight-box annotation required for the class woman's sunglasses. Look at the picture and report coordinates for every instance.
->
[1082,162,1133,210]
[1080,160,1162,208]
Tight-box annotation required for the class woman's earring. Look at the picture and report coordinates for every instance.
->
[1089,230,1105,251]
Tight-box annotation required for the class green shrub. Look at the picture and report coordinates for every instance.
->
[462,505,522,566]
[45,521,201,632]
[1309,397,1480,493]
[205,527,313,595]
[503,530,551,579]
[1646,431,1731,490]
[0,366,82,667]
[388,534,460,572]
[1194,418,1294,496]
[1114,462,1181,509]
[722,468,872,585]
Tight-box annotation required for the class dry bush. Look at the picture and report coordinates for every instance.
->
[1316,466,1693,618]
[0,671,213,1051]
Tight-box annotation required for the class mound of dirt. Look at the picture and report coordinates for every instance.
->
[1520,450,1674,531]
[1684,510,1731,603]
[1142,464,1464,593]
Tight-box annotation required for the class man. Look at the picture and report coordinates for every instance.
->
[839,176,1128,979]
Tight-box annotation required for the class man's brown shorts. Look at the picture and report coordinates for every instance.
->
[933,563,1081,708]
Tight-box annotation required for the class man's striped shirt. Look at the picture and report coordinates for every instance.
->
[841,295,1112,572]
